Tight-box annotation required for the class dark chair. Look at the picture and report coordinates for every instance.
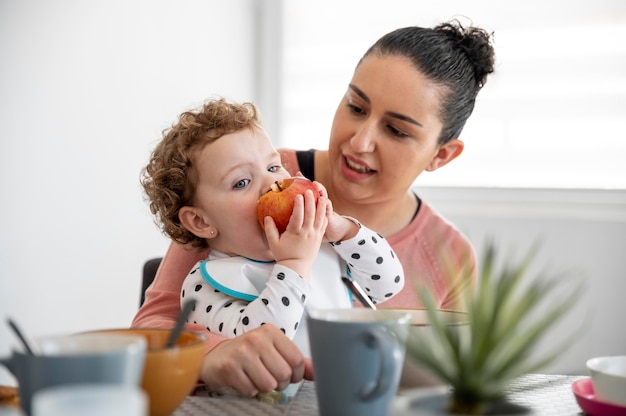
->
[140,257,163,307]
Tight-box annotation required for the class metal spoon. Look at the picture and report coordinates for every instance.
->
[342,277,377,310]
[165,298,197,348]
[7,317,36,355]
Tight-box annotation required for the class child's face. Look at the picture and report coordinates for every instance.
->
[190,126,290,261]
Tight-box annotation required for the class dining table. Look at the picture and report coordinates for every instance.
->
[173,373,586,416]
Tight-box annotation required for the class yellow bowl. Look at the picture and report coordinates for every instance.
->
[93,328,206,416]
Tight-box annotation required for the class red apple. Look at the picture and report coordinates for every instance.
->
[257,177,320,233]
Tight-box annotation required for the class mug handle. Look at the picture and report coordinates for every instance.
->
[358,328,399,401]
[0,357,14,374]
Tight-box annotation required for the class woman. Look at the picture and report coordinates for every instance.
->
[132,20,495,396]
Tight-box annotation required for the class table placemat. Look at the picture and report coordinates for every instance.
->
[174,374,585,416]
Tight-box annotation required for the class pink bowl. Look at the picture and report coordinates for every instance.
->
[572,378,626,416]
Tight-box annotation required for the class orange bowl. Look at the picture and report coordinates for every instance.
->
[93,328,206,416]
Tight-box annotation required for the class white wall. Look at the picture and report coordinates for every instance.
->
[0,0,258,383]
[419,187,626,375]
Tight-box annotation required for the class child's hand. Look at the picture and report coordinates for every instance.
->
[263,188,329,281]
[312,181,359,243]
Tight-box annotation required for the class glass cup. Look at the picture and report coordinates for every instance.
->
[32,383,147,416]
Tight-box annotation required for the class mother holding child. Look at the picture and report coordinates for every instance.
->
[133,19,496,396]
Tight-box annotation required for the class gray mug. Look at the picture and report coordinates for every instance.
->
[307,308,410,416]
[0,332,146,416]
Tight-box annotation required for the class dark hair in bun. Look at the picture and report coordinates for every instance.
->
[361,19,496,144]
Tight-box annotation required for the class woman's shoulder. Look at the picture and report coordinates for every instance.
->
[390,197,472,251]
[279,148,302,176]
[279,148,319,179]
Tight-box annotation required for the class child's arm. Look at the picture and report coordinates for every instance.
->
[330,219,405,305]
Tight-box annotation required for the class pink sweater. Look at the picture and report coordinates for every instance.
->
[132,149,476,349]
[382,199,476,310]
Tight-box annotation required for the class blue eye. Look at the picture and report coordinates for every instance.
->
[234,179,250,189]
[268,165,281,173]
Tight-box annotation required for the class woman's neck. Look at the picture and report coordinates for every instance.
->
[334,192,418,237]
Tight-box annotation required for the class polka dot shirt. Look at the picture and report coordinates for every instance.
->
[180,218,405,342]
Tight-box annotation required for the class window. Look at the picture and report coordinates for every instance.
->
[277,0,626,189]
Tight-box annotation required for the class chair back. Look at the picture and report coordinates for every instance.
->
[140,257,162,306]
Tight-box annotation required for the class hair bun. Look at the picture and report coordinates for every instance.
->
[437,20,495,88]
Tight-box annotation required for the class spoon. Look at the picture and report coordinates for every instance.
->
[342,277,377,310]
[7,317,36,355]
[165,298,197,348]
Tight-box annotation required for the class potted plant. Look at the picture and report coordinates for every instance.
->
[405,241,584,414]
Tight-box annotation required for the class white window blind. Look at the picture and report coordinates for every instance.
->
[277,0,626,189]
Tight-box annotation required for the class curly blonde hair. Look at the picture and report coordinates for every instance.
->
[141,98,261,250]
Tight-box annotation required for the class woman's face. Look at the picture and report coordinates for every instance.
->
[328,54,461,205]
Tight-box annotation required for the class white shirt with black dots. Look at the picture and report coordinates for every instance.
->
[180,219,405,356]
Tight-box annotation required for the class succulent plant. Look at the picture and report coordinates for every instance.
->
[405,241,584,414]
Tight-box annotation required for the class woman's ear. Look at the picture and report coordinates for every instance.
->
[179,207,218,239]
[425,139,464,172]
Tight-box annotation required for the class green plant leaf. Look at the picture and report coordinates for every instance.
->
[405,240,585,411]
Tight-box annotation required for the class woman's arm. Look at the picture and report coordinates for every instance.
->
[131,242,223,345]
[200,324,313,396]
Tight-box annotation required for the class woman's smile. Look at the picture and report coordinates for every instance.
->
[342,154,376,180]
[344,154,375,173]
